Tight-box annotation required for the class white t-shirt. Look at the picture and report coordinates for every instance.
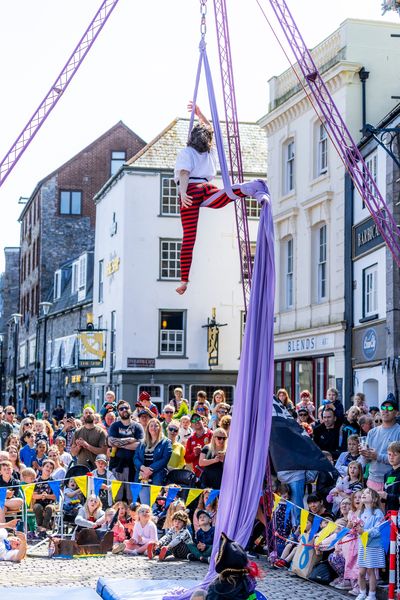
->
[174,146,218,183]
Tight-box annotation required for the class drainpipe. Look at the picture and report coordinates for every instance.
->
[359,67,370,135]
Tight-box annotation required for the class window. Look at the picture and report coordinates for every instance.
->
[317,224,327,301]
[365,152,378,199]
[161,176,180,215]
[246,197,261,219]
[160,239,181,280]
[54,270,62,300]
[29,337,36,365]
[79,255,87,290]
[317,123,328,175]
[71,261,79,294]
[110,151,126,176]
[60,190,82,215]
[243,242,257,280]
[240,310,247,351]
[159,310,185,357]
[284,139,295,194]
[98,260,104,302]
[285,238,294,309]
[363,264,378,318]
[19,342,27,368]
[98,315,103,330]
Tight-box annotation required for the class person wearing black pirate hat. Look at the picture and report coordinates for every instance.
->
[206,532,266,600]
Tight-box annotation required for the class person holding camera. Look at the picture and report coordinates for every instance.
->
[198,427,227,489]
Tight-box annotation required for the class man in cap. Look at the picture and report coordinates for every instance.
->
[360,393,400,491]
[185,413,212,478]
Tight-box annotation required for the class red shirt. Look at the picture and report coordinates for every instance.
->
[185,428,213,477]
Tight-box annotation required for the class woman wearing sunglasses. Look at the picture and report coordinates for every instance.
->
[199,427,228,490]
[167,420,186,471]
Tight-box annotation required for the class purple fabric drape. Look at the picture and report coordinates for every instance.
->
[163,196,275,599]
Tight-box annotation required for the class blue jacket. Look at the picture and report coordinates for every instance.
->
[133,438,172,484]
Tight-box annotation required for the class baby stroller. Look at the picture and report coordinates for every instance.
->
[60,464,90,535]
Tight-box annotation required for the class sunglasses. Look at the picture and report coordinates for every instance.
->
[26,422,33,426]
[215,436,226,440]
[168,427,179,433]
[118,406,130,411]
[381,405,395,411]
[374,419,382,424]
[191,417,201,423]
[165,411,174,415]
[6,411,15,415]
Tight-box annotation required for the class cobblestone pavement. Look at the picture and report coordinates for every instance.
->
[0,548,346,599]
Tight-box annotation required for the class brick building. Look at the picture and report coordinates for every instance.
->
[0,247,20,404]
[15,122,145,411]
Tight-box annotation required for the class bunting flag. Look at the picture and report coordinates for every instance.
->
[206,490,220,507]
[165,487,180,509]
[360,531,369,558]
[74,476,88,498]
[186,489,203,507]
[308,515,323,541]
[315,521,337,545]
[284,500,292,527]
[300,509,308,534]
[272,493,280,513]
[0,488,7,510]
[381,521,392,554]
[22,483,35,507]
[93,477,104,498]
[111,480,123,502]
[150,485,162,508]
[129,483,142,504]
[327,527,350,549]
[48,480,61,503]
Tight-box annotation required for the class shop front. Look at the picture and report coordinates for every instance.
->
[274,330,342,408]
[352,321,387,407]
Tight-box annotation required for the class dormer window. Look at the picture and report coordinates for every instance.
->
[54,270,62,300]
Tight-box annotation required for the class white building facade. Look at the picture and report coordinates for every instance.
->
[259,19,400,408]
[90,118,267,410]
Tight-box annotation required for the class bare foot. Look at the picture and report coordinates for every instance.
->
[176,282,188,295]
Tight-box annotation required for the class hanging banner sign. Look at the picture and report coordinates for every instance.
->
[78,330,105,368]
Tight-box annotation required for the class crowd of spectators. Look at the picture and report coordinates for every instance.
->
[273,387,400,600]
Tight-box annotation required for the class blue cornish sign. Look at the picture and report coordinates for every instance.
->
[362,328,377,360]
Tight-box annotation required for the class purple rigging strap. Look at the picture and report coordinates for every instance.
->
[163,196,275,599]
[188,41,236,200]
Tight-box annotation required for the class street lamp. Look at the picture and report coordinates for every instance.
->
[11,313,22,407]
[39,302,52,410]
[0,333,4,405]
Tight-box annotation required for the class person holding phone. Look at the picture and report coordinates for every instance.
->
[53,413,76,453]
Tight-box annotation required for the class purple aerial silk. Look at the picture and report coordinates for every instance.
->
[163,196,275,599]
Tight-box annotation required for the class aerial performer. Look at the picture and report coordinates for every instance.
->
[174,103,270,295]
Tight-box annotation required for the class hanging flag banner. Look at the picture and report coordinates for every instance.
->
[150,486,162,508]
[111,480,122,501]
[315,521,337,545]
[75,476,88,498]
[206,490,220,507]
[308,515,323,541]
[78,330,105,368]
[300,509,308,534]
[327,527,350,549]
[22,483,35,507]
[360,531,369,558]
[186,489,203,506]
[165,487,180,508]
[272,493,280,514]
[48,480,61,503]
[284,501,293,527]
[130,483,142,504]
[93,477,104,498]
[0,488,7,510]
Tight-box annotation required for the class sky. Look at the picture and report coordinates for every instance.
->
[0,0,399,270]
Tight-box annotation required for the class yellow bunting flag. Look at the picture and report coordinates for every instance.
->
[360,531,369,559]
[186,489,203,507]
[150,485,162,508]
[111,480,122,502]
[272,494,280,513]
[315,521,337,545]
[23,483,35,507]
[300,509,308,534]
[74,476,88,498]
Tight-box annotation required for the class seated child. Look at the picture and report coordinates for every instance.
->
[115,504,158,555]
[0,529,27,562]
[186,509,214,563]
[20,467,38,536]
[63,478,84,516]
[147,510,192,561]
